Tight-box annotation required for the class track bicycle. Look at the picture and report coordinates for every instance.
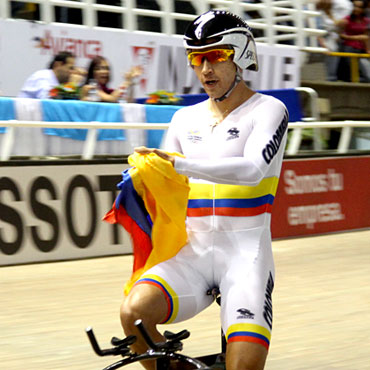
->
[86,289,225,369]
[86,318,226,369]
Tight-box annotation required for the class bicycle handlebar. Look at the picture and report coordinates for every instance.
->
[86,327,116,356]
[134,319,159,350]
[134,319,191,353]
[85,327,135,357]
[86,321,212,369]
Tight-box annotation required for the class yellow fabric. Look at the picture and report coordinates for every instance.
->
[124,151,190,295]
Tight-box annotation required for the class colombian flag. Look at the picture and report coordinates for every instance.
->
[103,152,190,295]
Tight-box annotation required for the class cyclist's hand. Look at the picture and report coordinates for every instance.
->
[135,146,175,166]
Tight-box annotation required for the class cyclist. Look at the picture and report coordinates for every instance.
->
[120,10,289,370]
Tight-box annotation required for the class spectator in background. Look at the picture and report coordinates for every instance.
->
[337,0,370,82]
[18,51,78,99]
[317,0,342,80]
[80,56,142,103]
[331,0,353,18]
[80,56,120,102]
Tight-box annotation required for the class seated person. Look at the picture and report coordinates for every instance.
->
[80,56,142,103]
[316,0,341,81]
[18,51,76,99]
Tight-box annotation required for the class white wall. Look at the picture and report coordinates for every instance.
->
[0,19,300,98]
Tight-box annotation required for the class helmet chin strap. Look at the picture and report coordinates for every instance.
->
[213,71,242,102]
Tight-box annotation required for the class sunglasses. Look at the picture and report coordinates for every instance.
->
[187,49,235,67]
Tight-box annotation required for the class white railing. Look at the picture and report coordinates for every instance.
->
[0,0,326,51]
[286,121,370,155]
[1,120,369,161]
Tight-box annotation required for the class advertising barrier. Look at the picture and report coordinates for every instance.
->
[1,155,369,266]
[272,155,370,238]
[0,161,130,265]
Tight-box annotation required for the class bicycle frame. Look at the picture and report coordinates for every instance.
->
[102,351,210,370]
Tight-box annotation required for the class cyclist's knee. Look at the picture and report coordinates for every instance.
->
[120,284,168,333]
[120,292,144,328]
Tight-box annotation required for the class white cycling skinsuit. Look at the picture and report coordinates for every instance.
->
[135,93,288,351]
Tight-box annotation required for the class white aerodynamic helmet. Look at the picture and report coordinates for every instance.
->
[184,10,258,72]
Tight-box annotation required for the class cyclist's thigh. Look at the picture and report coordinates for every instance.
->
[219,228,275,351]
[135,235,215,324]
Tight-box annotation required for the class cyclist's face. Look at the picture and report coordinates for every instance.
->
[190,47,237,101]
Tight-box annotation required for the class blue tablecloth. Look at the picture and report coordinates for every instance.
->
[42,100,125,141]
[0,97,16,133]
[145,105,182,147]
[0,89,304,149]
[0,98,183,148]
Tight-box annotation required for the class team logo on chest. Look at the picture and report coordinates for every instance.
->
[226,127,240,140]
[187,130,202,143]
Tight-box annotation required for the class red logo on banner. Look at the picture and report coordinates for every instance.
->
[271,156,370,238]
[32,36,51,50]
[33,30,102,58]
[132,46,154,90]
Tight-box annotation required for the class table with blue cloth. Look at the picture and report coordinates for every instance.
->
[0,98,182,157]
[0,90,303,158]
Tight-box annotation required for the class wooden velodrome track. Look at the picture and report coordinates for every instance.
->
[1,229,369,370]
